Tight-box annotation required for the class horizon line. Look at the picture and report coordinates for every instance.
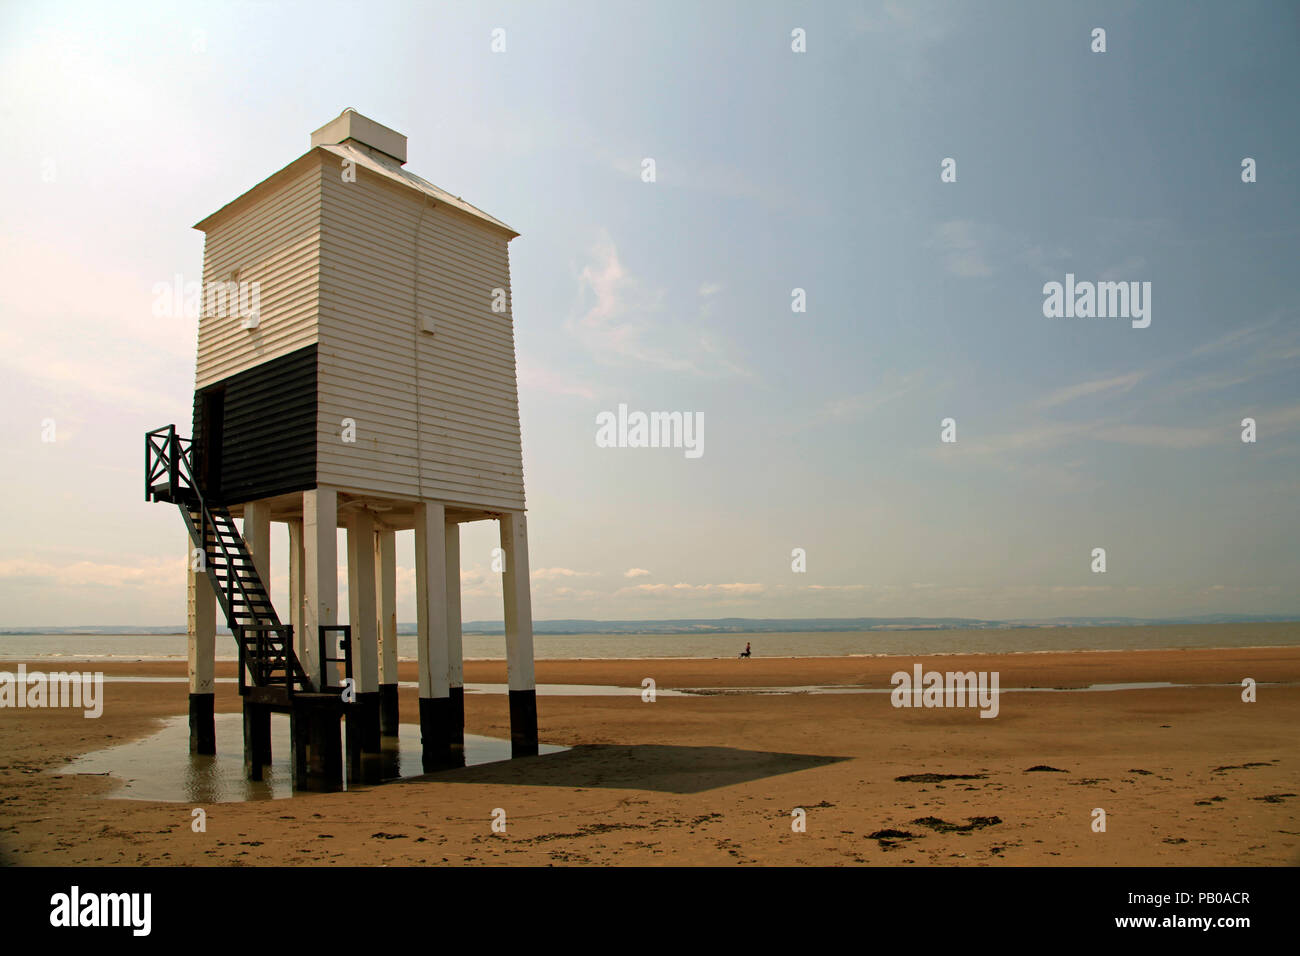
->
[4,612,1298,634]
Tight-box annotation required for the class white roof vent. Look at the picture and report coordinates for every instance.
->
[310,109,407,165]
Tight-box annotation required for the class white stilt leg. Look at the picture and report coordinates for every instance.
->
[346,511,380,695]
[445,519,463,693]
[414,500,452,769]
[376,529,398,686]
[243,500,272,593]
[376,528,399,736]
[500,511,537,755]
[187,533,217,753]
[302,487,338,687]
[346,509,382,779]
[444,518,464,749]
[287,517,305,663]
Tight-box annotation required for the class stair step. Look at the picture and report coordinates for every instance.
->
[154,430,313,692]
[174,496,307,683]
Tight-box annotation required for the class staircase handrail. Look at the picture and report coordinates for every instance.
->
[146,425,310,692]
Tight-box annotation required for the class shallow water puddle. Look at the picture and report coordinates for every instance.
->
[458,681,693,697]
[678,680,1295,696]
[93,676,692,696]
[88,676,1292,697]
[59,713,566,803]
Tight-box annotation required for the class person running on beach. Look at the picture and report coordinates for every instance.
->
[739,642,751,659]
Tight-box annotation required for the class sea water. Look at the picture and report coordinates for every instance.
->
[5,622,1299,662]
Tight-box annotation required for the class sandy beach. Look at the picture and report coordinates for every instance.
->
[1,646,1297,866]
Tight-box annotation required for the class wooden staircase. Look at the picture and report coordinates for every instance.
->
[146,425,312,708]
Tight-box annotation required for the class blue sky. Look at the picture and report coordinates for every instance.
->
[1,0,1297,625]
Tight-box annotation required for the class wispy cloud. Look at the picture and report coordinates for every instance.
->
[1089,423,1220,449]
[532,567,600,580]
[955,421,1092,457]
[1251,403,1300,433]
[515,357,597,400]
[959,403,1300,456]
[928,220,993,278]
[616,581,765,597]
[847,0,956,82]
[567,233,747,376]
[814,372,919,422]
[954,416,1229,457]
[550,586,600,599]
[0,237,192,416]
[1037,372,1145,409]
[1099,256,1148,280]
[0,555,184,590]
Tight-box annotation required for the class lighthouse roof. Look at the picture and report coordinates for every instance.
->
[194,115,518,239]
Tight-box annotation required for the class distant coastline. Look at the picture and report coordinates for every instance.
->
[2,613,1297,637]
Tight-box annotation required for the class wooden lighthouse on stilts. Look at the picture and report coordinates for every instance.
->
[146,109,537,790]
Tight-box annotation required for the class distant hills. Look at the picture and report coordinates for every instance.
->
[458,614,1300,635]
[2,614,1295,637]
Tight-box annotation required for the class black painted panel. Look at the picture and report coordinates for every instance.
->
[193,344,317,503]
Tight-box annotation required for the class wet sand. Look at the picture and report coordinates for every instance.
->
[1,647,1297,866]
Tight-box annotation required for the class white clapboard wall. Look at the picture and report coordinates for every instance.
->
[317,144,525,511]
[191,111,525,512]
[194,157,323,390]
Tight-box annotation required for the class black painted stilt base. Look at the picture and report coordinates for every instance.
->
[292,694,344,792]
[419,696,461,771]
[189,692,215,755]
[378,736,403,780]
[242,701,272,781]
[345,692,383,784]
[379,683,399,737]
[450,685,465,754]
[509,688,539,757]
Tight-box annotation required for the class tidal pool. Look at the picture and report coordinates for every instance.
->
[59,712,566,803]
